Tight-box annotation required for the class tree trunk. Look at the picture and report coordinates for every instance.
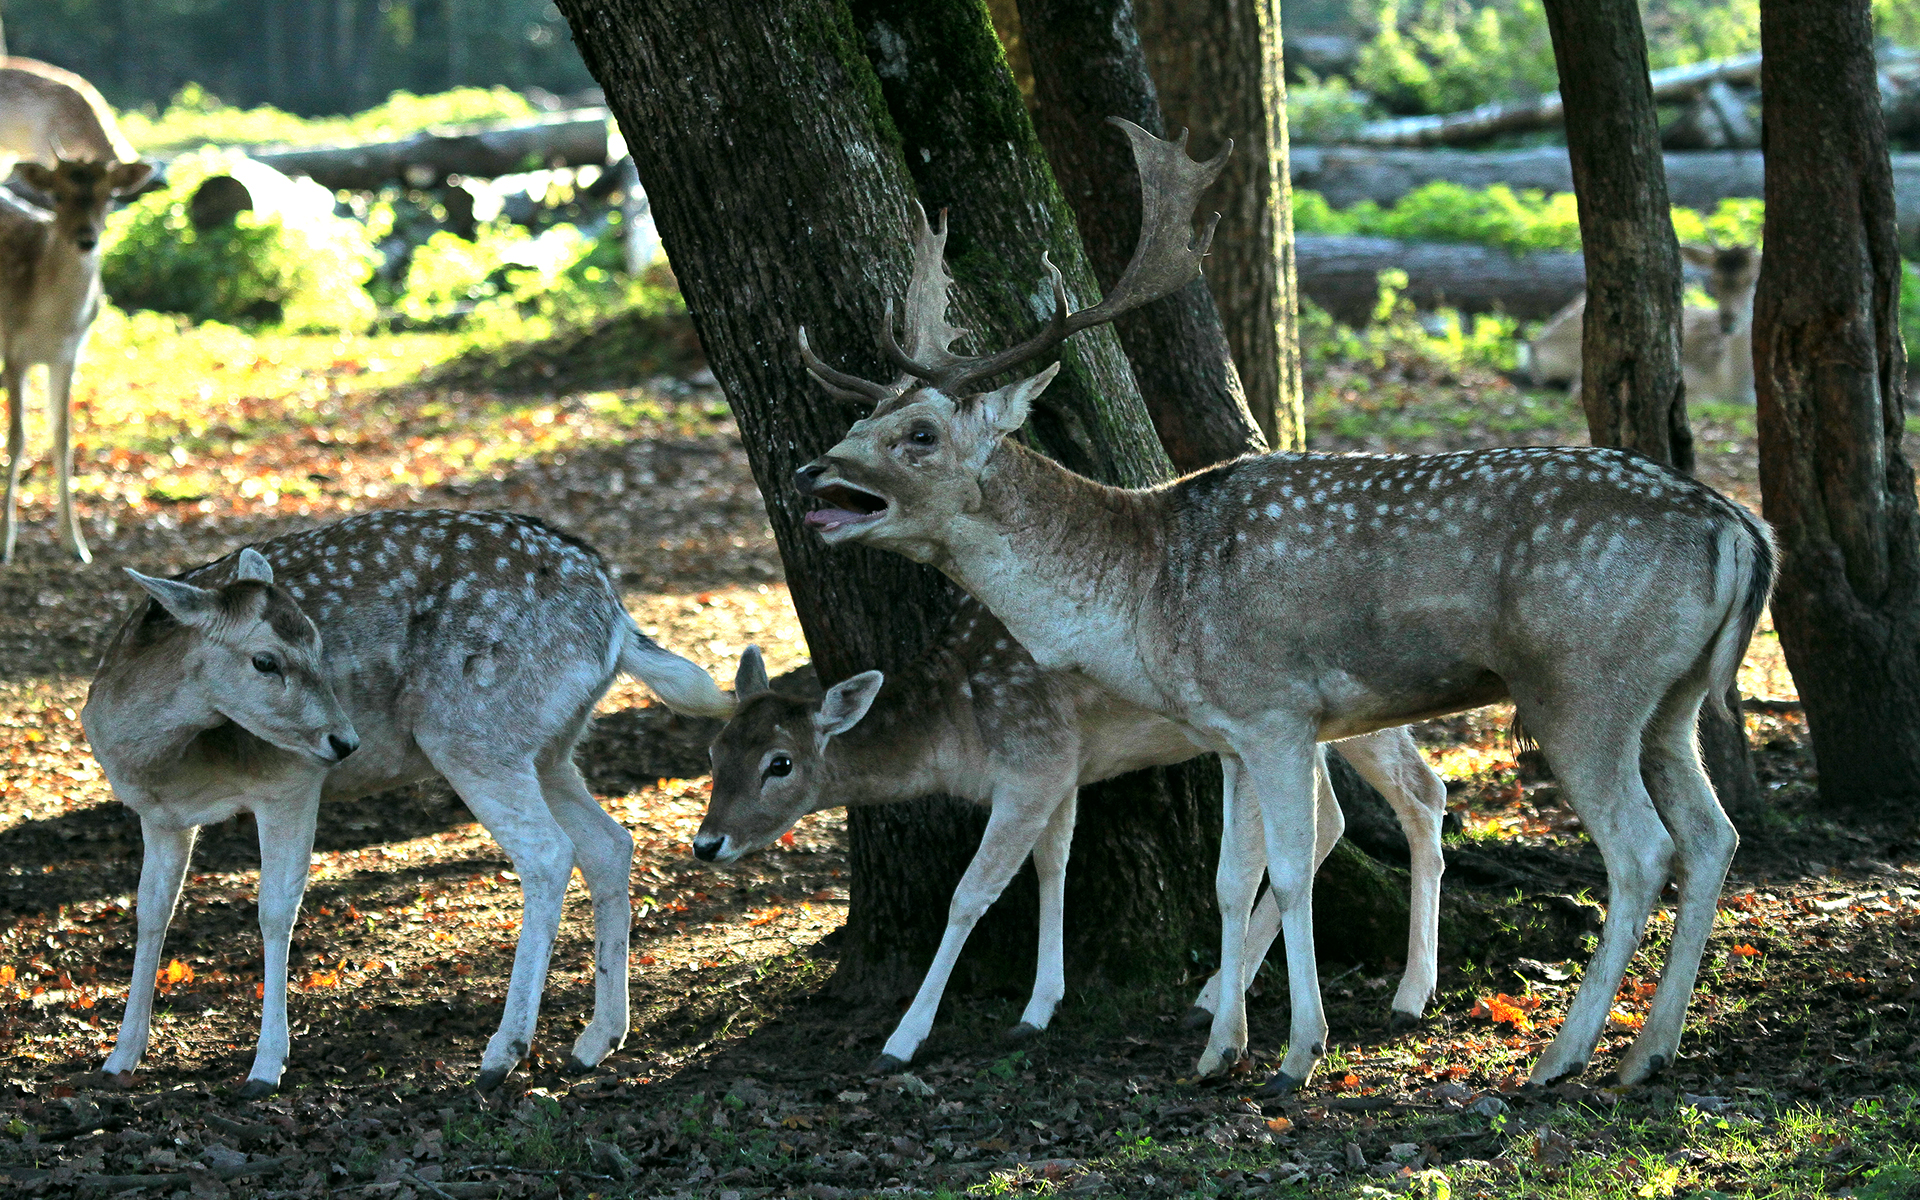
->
[1542,0,1761,817]
[558,0,1232,1000]
[1133,0,1303,450]
[1755,0,1920,814]
[1015,0,1266,472]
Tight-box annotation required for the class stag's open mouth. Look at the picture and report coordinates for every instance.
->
[804,484,890,534]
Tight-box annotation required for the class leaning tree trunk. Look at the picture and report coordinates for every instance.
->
[560,0,1233,999]
[1755,0,1920,814]
[1131,0,1302,451]
[1012,0,1412,959]
[1541,0,1761,817]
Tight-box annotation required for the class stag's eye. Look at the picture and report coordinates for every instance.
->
[907,426,938,447]
[765,753,793,779]
[252,654,281,675]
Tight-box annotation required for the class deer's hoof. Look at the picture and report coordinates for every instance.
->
[866,1053,910,1075]
[1003,1022,1044,1044]
[562,1056,598,1078]
[237,1078,278,1100]
[1387,1010,1423,1033]
[474,1067,513,1093]
[1180,1006,1214,1031]
[1255,1071,1306,1099]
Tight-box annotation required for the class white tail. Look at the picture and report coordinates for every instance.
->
[1525,243,1762,405]
[2,153,154,563]
[698,603,1449,1069]
[83,509,729,1095]
[795,121,1776,1095]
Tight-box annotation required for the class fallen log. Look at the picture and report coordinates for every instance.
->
[1347,52,1761,148]
[253,108,609,190]
[1290,145,1920,237]
[1295,234,1586,324]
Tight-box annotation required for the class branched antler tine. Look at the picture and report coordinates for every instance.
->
[898,204,973,371]
[935,118,1229,394]
[797,326,894,403]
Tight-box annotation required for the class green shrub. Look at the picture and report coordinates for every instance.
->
[120,84,543,154]
[101,149,380,331]
[1288,73,1374,144]
[1351,0,1560,116]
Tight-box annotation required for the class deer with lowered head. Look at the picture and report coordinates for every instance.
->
[1525,243,1762,405]
[83,510,734,1096]
[0,58,136,171]
[2,152,154,563]
[792,119,1774,1095]
[698,604,1449,1071]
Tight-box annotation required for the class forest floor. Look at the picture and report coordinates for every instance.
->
[0,313,1916,1200]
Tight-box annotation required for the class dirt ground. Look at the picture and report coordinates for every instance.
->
[0,325,1916,1199]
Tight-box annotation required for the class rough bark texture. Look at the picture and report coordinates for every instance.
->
[1133,0,1303,450]
[558,0,1240,999]
[1542,0,1760,816]
[1015,0,1265,473]
[1756,0,1920,813]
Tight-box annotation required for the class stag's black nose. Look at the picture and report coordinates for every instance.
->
[328,734,359,761]
[692,833,725,862]
[76,234,98,251]
[794,462,827,494]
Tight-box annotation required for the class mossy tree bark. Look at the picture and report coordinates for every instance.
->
[1541,0,1760,818]
[1132,0,1302,450]
[558,0,1261,1000]
[1755,0,1920,815]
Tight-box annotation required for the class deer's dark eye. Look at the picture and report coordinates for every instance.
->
[908,427,937,447]
[765,753,793,779]
[252,654,281,675]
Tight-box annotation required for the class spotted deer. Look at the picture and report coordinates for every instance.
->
[792,119,1774,1094]
[3,153,154,563]
[1525,243,1762,405]
[83,510,734,1096]
[696,604,1448,1070]
[0,58,135,171]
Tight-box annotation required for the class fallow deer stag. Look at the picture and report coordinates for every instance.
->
[793,118,1774,1094]
[697,603,1448,1071]
[84,510,734,1096]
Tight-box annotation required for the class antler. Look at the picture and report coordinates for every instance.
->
[893,117,1227,395]
[797,117,1228,403]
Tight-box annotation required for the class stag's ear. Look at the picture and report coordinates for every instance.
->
[15,162,57,193]
[109,160,156,196]
[235,548,274,584]
[978,362,1060,435]
[734,645,771,699]
[814,670,883,738]
[126,569,220,627]
[1679,244,1718,269]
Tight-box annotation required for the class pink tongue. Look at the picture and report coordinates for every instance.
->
[806,508,865,530]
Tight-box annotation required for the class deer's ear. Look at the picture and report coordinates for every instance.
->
[814,670,883,738]
[734,645,771,698]
[125,569,219,627]
[1679,244,1717,269]
[235,548,274,584]
[978,362,1060,435]
[15,162,56,193]
[109,160,156,196]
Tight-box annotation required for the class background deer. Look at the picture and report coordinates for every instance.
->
[793,119,1774,1095]
[0,58,135,171]
[1524,243,1762,405]
[2,153,153,563]
[83,510,734,1096]
[698,606,1449,1071]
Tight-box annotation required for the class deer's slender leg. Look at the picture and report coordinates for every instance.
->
[875,784,1065,1069]
[1617,692,1737,1084]
[434,757,574,1091]
[1011,787,1078,1037]
[538,758,635,1072]
[2,359,26,564]
[243,791,322,1096]
[1199,755,1263,1075]
[1229,725,1328,1094]
[48,354,86,563]
[1337,728,1448,1024]
[102,821,196,1079]
[1527,707,1675,1084]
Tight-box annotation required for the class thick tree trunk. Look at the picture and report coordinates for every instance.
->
[1133,0,1303,450]
[1015,0,1266,472]
[560,0,1234,1000]
[1756,0,1920,814]
[1542,0,1761,817]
